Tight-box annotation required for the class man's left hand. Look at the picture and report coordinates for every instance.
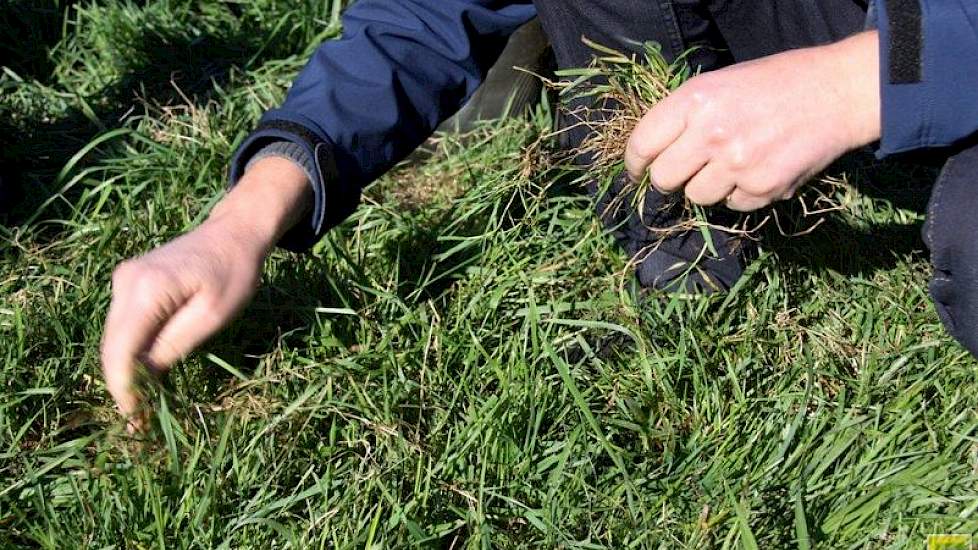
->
[625,31,881,212]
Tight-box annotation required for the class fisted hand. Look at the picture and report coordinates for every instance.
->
[625,31,881,212]
[100,216,267,423]
[100,156,312,427]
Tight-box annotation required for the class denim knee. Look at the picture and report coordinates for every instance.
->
[925,143,978,356]
[930,271,978,356]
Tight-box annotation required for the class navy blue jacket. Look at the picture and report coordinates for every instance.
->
[230,0,978,251]
[873,0,978,156]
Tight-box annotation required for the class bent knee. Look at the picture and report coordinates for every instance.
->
[931,270,978,357]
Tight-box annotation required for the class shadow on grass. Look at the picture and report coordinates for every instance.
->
[0,0,81,82]
[202,208,502,376]
[764,152,938,278]
[201,260,359,377]
[0,7,293,225]
[763,215,926,277]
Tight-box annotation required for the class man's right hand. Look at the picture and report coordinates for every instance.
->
[100,156,312,426]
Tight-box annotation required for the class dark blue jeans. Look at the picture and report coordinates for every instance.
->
[532,0,978,357]
[924,142,978,356]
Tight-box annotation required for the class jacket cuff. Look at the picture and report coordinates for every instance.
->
[244,140,318,185]
[229,115,353,252]
[875,0,978,157]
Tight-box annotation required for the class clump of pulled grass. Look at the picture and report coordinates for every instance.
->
[542,39,848,269]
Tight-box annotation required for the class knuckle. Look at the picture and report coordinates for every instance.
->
[117,267,176,312]
[113,260,168,292]
[685,187,707,205]
[726,192,757,212]
[192,300,229,333]
[129,290,160,313]
[728,200,752,213]
[688,89,713,110]
[737,180,767,197]
[684,75,711,100]
[687,185,720,206]
[683,76,720,110]
[648,165,676,191]
[198,293,225,317]
[130,268,167,294]
[705,123,731,144]
[724,142,752,171]
[202,308,226,330]
[628,137,657,165]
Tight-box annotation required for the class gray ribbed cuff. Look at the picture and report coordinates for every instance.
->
[244,140,317,185]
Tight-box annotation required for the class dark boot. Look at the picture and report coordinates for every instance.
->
[437,18,553,133]
[594,172,756,293]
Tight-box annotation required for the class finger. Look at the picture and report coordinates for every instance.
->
[624,94,687,183]
[647,131,710,194]
[783,170,818,200]
[684,163,735,206]
[101,267,186,417]
[144,293,230,368]
[724,189,770,212]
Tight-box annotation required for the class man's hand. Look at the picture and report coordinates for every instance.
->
[101,156,311,426]
[625,31,881,212]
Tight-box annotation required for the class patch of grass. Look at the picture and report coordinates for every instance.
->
[2,1,977,548]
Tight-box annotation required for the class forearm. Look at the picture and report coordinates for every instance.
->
[825,30,881,148]
[210,156,313,254]
[228,1,536,253]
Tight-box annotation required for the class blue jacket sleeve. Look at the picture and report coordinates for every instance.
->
[229,0,536,251]
[875,0,978,157]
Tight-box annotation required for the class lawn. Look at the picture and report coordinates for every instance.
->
[2,0,978,548]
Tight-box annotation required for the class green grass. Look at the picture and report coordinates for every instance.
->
[3,1,978,547]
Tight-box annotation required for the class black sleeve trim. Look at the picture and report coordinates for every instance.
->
[886,0,923,84]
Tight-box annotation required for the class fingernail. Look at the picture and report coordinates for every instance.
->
[649,171,670,195]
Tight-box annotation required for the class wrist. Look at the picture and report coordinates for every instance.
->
[825,30,882,148]
[209,156,313,250]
